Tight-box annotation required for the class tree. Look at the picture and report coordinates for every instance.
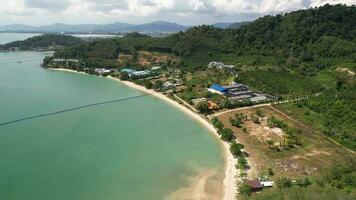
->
[230,117,242,128]
[212,117,224,130]
[120,72,129,80]
[196,102,210,114]
[220,128,235,142]
[153,80,163,90]
[222,99,234,109]
[230,142,245,157]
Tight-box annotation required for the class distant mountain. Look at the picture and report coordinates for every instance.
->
[212,23,234,29]
[0,24,37,32]
[131,21,187,32]
[0,21,188,33]
[229,22,251,29]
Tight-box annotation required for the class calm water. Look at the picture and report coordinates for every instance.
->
[0,51,224,200]
[0,33,41,44]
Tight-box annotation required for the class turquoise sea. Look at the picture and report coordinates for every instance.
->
[0,35,224,200]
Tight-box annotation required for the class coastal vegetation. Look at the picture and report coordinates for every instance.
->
[1,34,83,50]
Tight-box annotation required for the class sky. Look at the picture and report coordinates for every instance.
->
[0,0,355,26]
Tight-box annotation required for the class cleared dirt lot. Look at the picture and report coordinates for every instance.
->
[217,106,355,179]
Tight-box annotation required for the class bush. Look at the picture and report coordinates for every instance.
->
[239,183,252,196]
[276,177,292,188]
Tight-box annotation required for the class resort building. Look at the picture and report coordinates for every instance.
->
[121,68,136,75]
[94,68,112,75]
[132,70,151,77]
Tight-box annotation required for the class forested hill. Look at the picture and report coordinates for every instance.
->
[159,3,356,68]
[146,4,355,67]
[1,34,83,50]
[234,4,355,56]
[51,4,355,71]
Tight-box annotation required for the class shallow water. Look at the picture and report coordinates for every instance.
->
[0,33,41,44]
[0,50,224,200]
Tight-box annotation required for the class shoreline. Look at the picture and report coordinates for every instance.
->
[48,68,238,200]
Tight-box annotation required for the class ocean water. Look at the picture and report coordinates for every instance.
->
[0,33,41,44]
[0,50,224,199]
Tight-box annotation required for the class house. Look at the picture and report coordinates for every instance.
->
[208,84,227,94]
[246,180,264,192]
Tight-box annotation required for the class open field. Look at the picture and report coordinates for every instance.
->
[217,106,355,180]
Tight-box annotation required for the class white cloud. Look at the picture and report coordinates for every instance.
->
[0,0,354,25]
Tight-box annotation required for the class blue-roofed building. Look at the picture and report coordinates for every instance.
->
[208,84,227,94]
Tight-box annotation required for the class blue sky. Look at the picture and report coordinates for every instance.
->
[0,0,354,26]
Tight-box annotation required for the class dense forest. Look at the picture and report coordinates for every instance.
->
[1,34,83,50]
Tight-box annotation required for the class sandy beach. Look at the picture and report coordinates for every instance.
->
[48,68,238,200]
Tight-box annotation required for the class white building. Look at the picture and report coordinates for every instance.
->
[208,62,236,70]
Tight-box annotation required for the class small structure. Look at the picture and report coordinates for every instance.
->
[192,98,207,105]
[208,62,236,70]
[162,81,176,90]
[260,180,274,188]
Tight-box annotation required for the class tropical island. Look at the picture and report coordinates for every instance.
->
[3,4,355,200]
